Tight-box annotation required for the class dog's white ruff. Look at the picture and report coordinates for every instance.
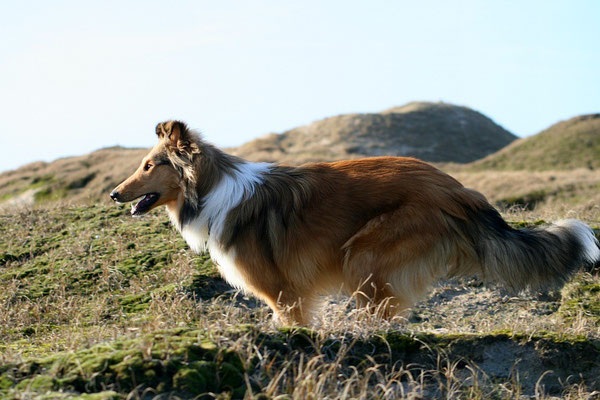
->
[169,161,271,289]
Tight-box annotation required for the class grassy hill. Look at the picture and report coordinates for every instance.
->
[229,102,517,164]
[470,113,600,171]
[1,203,600,398]
[0,147,148,209]
[2,107,598,213]
[0,102,518,210]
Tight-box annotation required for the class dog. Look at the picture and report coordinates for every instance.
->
[110,120,600,325]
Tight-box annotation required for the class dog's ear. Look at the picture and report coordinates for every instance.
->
[155,120,199,154]
[156,120,186,144]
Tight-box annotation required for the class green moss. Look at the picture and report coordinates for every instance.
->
[0,205,192,304]
[0,192,15,202]
[0,252,22,266]
[14,374,55,392]
[0,375,14,390]
[11,389,123,399]
[172,365,208,395]
[560,274,600,325]
[0,329,248,397]
[220,361,245,397]
[111,357,165,390]
[34,186,68,204]
[117,293,150,314]
[508,219,547,229]
[3,327,600,398]
[277,326,320,350]
[0,204,217,362]
[115,284,177,314]
[380,331,423,354]
[116,247,173,275]
[0,234,60,268]
[29,174,55,188]
[78,391,121,400]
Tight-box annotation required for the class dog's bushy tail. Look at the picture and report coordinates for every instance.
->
[458,208,600,291]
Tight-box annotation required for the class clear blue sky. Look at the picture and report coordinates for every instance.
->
[1,1,598,172]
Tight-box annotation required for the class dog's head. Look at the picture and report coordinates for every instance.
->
[110,121,200,216]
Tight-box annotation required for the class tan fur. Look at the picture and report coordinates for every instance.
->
[112,121,599,326]
[112,143,182,209]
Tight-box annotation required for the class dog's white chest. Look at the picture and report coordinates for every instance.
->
[180,223,208,254]
[170,160,271,293]
[178,221,248,291]
[207,241,247,291]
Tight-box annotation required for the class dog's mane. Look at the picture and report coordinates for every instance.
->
[165,128,247,230]
[168,128,324,262]
[219,164,320,259]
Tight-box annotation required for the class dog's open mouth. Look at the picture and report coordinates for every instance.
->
[131,193,160,217]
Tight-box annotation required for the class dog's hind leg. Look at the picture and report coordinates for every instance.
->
[351,275,412,319]
[342,208,451,319]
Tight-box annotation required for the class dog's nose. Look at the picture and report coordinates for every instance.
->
[110,190,120,202]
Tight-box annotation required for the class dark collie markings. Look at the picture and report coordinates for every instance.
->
[111,121,600,325]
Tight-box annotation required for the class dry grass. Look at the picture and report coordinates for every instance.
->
[445,168,600,223]
[469,114,600,171]
[1,202,599,399]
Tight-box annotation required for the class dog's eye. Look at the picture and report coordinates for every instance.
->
[144,163,153,171]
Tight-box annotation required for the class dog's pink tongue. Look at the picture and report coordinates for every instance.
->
[131,194,156,216]
[131,195,147,216]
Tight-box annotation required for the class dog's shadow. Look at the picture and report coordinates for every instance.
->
[185,273,262,309]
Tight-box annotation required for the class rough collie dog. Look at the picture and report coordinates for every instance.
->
[110,121,600,325]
